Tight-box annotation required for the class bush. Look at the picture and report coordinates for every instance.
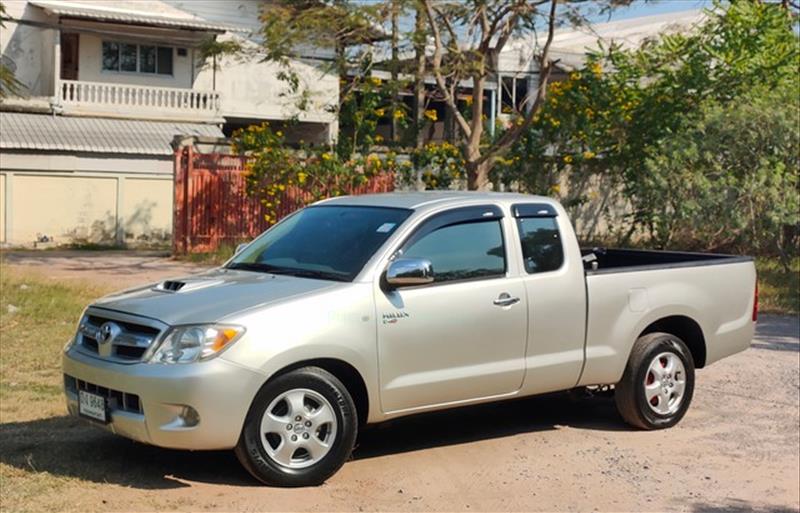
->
[638,88,799,262]
[498,0,799,259]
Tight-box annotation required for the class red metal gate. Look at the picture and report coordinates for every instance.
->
[173,145,395,254]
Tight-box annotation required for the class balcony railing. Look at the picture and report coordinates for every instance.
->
[59,80,221,121]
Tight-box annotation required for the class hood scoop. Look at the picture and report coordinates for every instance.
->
[154,279,225,293]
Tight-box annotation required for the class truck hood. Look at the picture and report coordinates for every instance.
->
[91,268,342,325]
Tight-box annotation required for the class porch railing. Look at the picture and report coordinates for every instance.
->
[59,80,221,119]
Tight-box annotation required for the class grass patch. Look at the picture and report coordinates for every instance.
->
[0,268,110,423]
[0,267,112,512]
[756,257,799,315]
[0,265,115,512]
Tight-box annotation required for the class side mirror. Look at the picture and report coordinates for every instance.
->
[235,243,248,255]
[385,258,434,288]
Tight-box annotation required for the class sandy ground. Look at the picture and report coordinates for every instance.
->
[1,251,798,512]
[2,250,208,289]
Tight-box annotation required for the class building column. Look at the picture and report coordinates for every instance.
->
[53,28,61,102]
[489,88,497,138]
[496,73,503,117]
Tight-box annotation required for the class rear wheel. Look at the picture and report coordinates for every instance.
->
[235,367,358,486]
[615,332,695,430]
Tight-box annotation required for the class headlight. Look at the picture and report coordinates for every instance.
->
[66,309,89,353]
[146,324,245,364]
[63,336,76,353]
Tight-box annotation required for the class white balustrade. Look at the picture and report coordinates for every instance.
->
[59,80,221,119]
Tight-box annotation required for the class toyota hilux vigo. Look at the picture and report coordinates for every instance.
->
[63,192,757,486]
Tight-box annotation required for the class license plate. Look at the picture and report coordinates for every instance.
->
[78,390,108,423]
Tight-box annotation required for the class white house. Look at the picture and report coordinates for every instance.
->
[495,10,705,123]
[0,0,339,247]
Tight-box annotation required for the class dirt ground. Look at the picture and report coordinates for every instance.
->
[1,251,798,512]
[2,250,208,289]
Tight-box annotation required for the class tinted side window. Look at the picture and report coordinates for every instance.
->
[403,221,506,283]
[517,218,564,274]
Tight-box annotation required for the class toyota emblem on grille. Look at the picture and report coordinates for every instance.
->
[96,322,122,345]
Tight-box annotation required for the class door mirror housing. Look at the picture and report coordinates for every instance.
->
[385,258,434,288]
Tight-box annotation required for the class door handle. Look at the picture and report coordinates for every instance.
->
[493,293,520,307]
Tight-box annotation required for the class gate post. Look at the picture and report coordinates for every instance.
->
[183,144,193,254]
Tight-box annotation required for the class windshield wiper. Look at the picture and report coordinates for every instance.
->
[278,268,350,282]
[226,262,283,273]
[227,262,349,282]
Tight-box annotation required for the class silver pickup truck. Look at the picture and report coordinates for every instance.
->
[62,192,757,486]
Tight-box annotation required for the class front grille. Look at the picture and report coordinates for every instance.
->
[76,309,165,363]
[64,374,143,414]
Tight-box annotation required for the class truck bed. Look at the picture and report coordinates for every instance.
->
[581,247,753,275]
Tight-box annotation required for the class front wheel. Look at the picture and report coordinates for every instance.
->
[235,367,358,486]
[615,332,695,430]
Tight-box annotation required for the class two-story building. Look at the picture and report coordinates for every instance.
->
[0,0,339,247]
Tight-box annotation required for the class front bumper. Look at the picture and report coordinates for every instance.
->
[62,347,266,450]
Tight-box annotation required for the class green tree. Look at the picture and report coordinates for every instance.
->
[641,86,799,262]
[500,0,800,254]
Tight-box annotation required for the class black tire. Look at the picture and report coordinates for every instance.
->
[615,332,695,430]
[235,366,358,487]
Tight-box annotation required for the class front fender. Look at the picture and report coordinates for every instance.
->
[219,282,383,423]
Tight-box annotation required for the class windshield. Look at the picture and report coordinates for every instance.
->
[227,205,412,282]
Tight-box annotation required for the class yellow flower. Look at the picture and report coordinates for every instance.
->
[583,150,596,160]
[375,108,385,117]
[375,135,384,143]
[276,131,283,137]
[563,155,573,164]
[297,172,307,184]
[370,77,382,86]
[590,62,603,76]
[393,110,405,120]
[424,109,438,121]
[551,184,561,194]
[321,152,332,161]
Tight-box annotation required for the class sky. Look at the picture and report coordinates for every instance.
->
[595,0,711,23]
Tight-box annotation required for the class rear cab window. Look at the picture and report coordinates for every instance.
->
[512,203,564,274]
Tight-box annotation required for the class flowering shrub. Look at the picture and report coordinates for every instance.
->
[496,1,798,257]
[232,123,398,224]
[398,141,466,190]
[338,75,409,157]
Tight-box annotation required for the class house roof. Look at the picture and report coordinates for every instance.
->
[30,0,243,32]
[501,10,706,72]
[0,112,223,156]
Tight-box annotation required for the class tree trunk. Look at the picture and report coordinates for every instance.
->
[390,0,400,143]
[466,158,492,190]
[413,8,426,149]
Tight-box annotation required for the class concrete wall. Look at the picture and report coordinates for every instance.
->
[164,0,339,128]
[0,0,57,97]
[0,153,174,247]
[193,39,338,126]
